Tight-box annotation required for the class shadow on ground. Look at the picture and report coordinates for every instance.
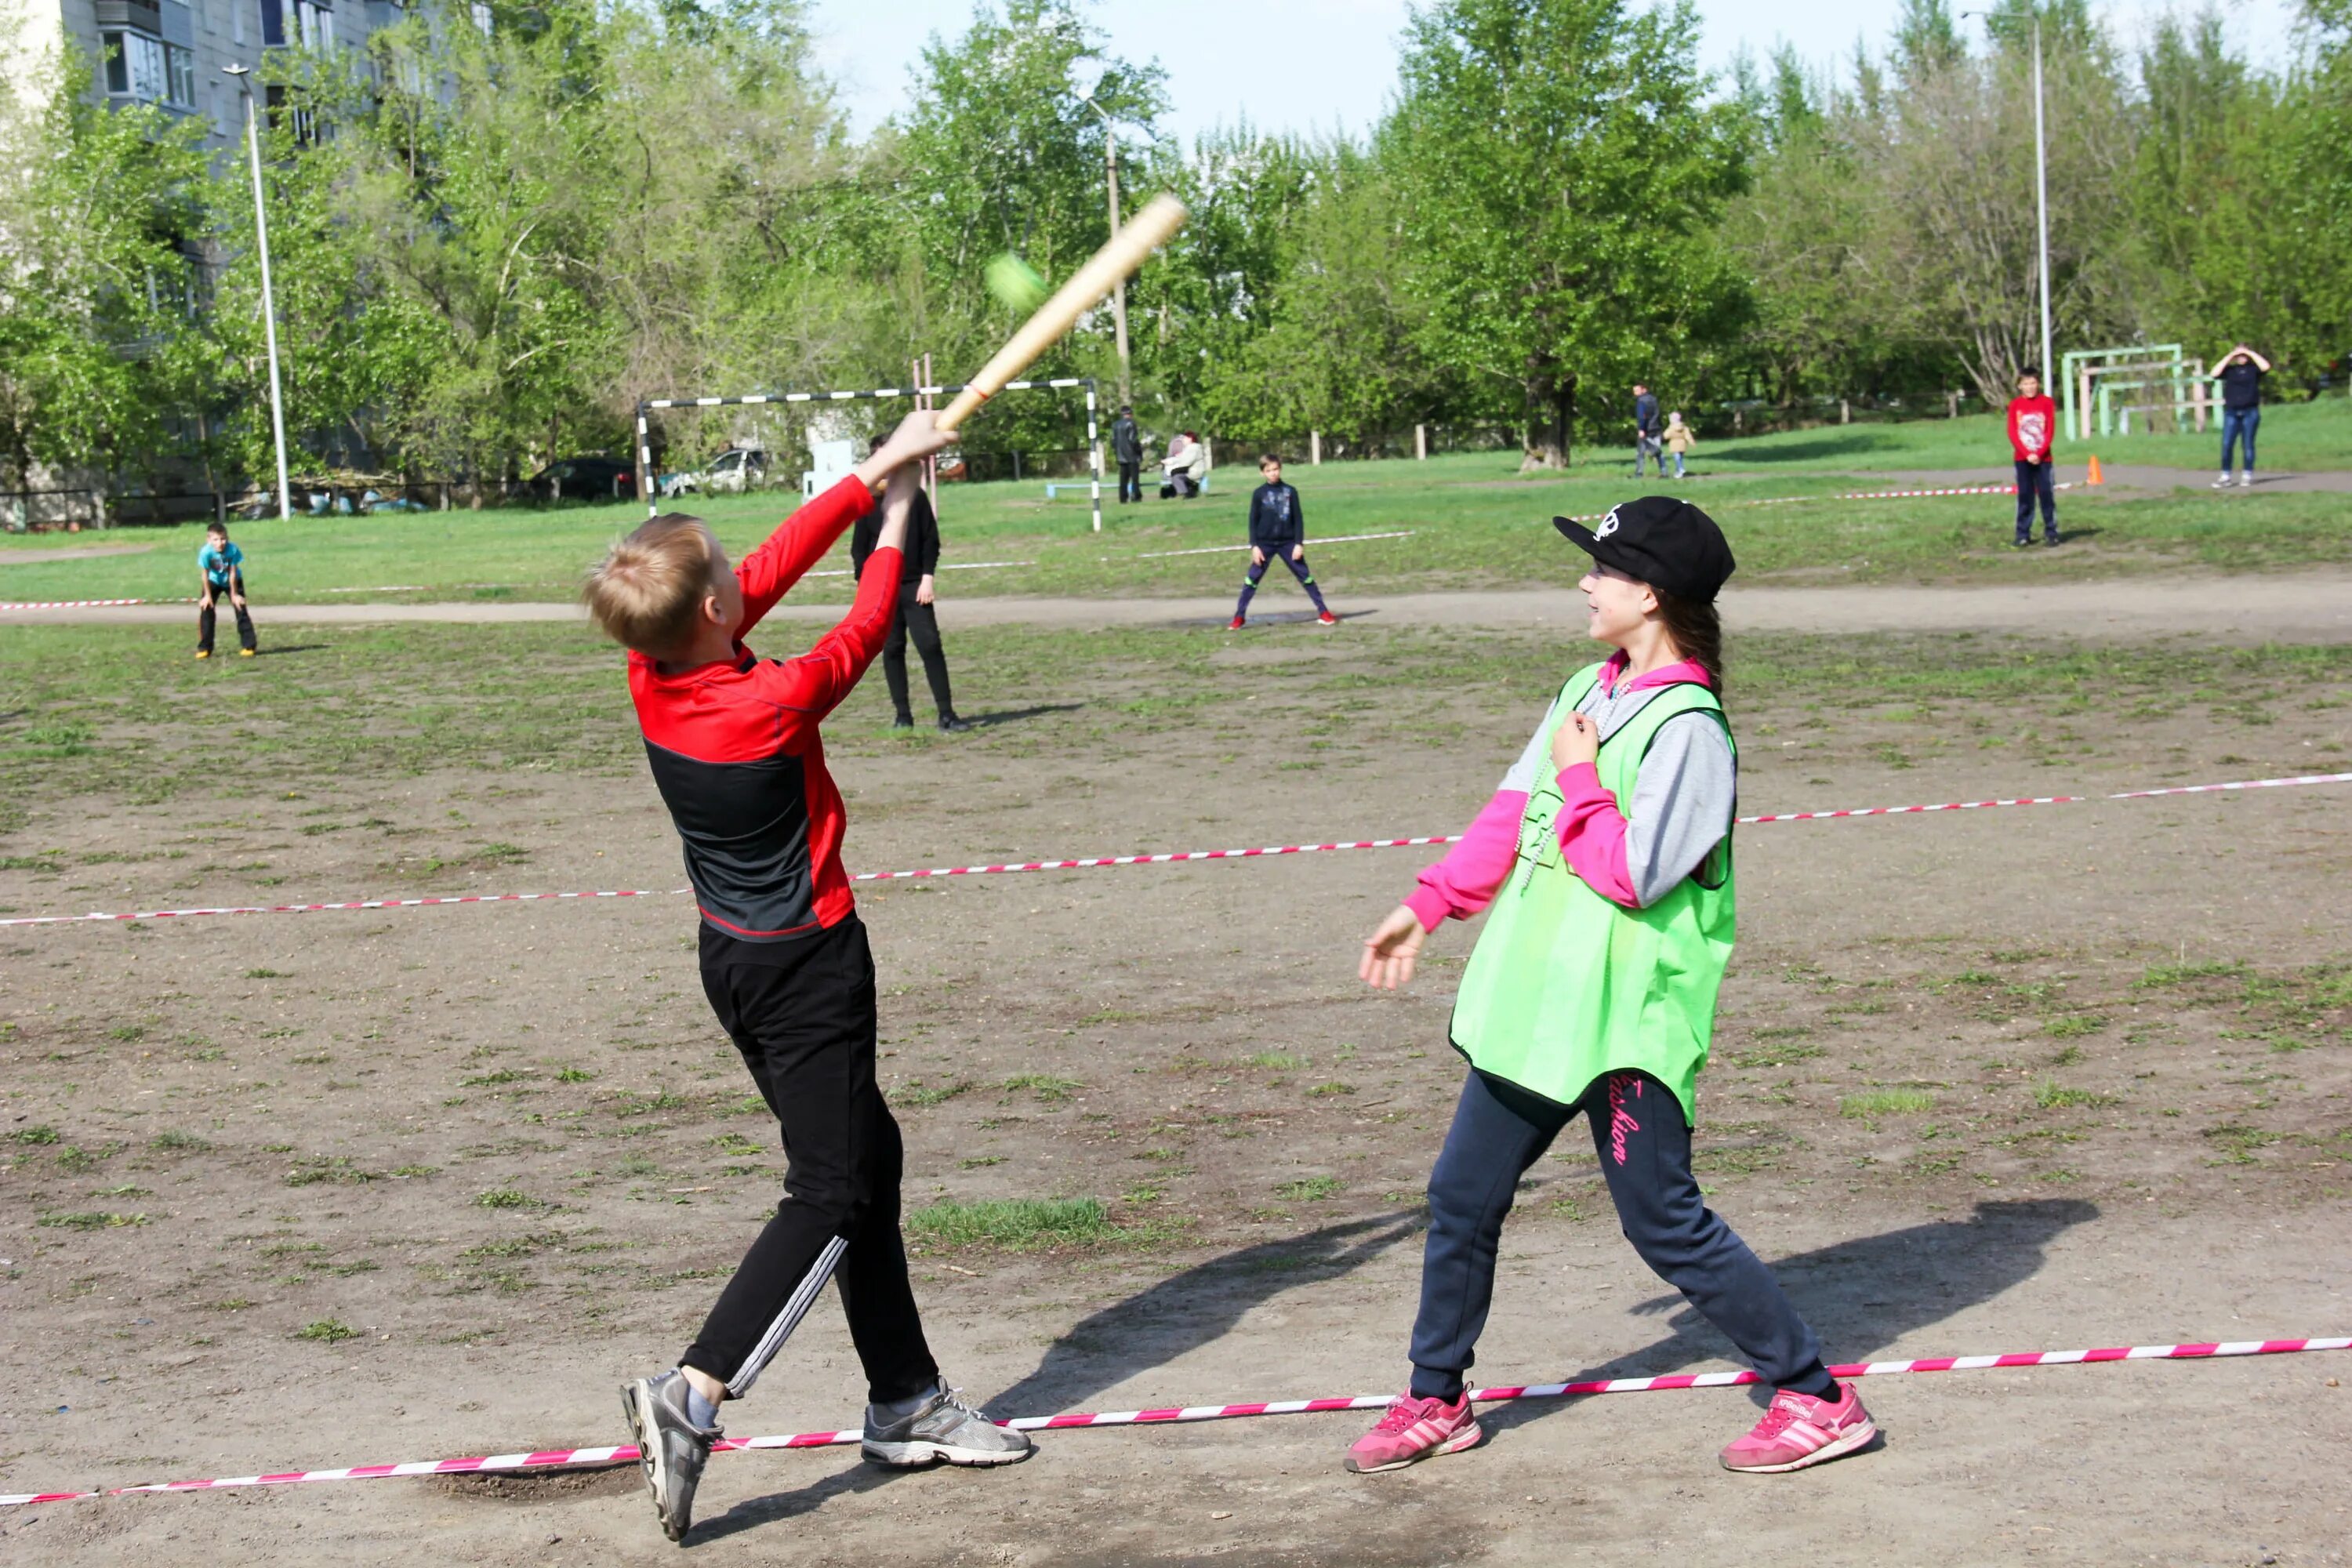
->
[990,1214,1425,1417]
[691,1215,1422,1542]
[1482,1196,2099,1433]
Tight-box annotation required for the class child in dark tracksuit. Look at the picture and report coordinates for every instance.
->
[1229,454,1336,630]
[1349,496,1876,1480]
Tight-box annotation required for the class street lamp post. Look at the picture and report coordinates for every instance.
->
[2031,14,2053,408]
[1076,89,1132,407]
[223,63,291,521]
[1965,10,2054,426]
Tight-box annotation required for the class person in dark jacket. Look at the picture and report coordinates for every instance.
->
[1112,405,1143,504]
[1229,454,1337,630]
[1632,384,1663,477]
[851,485,970,731]
[2210,344,2271,488]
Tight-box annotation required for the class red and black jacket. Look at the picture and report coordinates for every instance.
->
[626,476,899,942]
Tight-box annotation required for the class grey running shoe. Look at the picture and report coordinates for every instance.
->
[862,1382,1034,1468]
[621,1369,719,1543]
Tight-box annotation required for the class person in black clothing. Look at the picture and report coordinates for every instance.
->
[1632,383,1663,477]
[1229,454,1337,630]
[851,485,970,731]
[1112,405,1143,504]
[2211,344,2271,488]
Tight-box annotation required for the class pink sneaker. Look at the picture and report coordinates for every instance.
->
[1344,1392,1482,1473]
[1719,1383,1877,1472]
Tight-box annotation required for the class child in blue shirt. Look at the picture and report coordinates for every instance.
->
[196,521,257,658]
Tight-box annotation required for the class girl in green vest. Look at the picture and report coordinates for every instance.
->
[1345,497,1877,1477]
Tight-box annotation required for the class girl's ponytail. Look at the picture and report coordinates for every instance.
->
[1655,592,1724,691]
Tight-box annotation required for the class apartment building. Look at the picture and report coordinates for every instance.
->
[44,0,401,144]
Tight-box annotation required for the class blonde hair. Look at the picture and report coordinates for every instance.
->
[582,514,722,654]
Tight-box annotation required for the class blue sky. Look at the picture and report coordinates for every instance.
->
[808,0,2308,141]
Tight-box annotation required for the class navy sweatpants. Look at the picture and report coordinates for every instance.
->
[1234,545,1329,620]
[1408,1067,1831,1401]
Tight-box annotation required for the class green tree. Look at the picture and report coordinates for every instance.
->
[1187,140,1445,451]
[1382,0,1750,469]
[0,30,211,512]
[893,0,1166,457]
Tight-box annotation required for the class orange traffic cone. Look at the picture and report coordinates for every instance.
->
[2086,454,2105,486]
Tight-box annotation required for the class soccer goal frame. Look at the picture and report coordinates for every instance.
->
[634,376,1104,533]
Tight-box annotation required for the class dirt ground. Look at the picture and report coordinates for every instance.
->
[2,617,2349,1566]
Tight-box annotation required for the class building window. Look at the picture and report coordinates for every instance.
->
[167,43,198,107]
[101,31,171,103]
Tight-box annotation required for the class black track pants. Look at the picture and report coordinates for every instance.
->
[884,588,955,722]
[198,578,256,653]
[1233,546,1330,619]
[681,917,939,1404]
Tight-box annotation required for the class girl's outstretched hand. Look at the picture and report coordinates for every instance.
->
[1361,904,1428,990]
[1550,710,1599,772]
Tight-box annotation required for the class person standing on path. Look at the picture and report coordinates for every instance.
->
[2212,345,2270,488]
[1348,496,1876,1479]
[1663,411,1697,479]
[1229,453,1337,630]
[851,483,971,732]
[1112,405,1143,505]
[195,520,257,658]
[2005,368,2059,547]
[1632,385,1663,477]
[584,412,1030,1546]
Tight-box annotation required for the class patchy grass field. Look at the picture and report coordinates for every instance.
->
[2,614,2349,1565]
[5,408,2351,608]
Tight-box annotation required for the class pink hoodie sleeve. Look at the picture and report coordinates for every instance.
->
[1404,789,1526,931]
[1553,763,1640,908]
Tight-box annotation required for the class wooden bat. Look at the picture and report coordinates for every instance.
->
[935,192,1188,434]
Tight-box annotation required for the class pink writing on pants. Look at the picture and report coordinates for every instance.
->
[1606,1073,1643,1165]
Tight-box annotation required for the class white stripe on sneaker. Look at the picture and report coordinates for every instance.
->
[726,1236,847,1398]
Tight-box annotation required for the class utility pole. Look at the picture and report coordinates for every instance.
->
[2031,14,2053,410]
[224,64,291,519]
[1964,9,2055,423]
[1076,90,1132,406]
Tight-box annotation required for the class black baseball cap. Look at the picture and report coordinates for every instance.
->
[1553,496,1736,603]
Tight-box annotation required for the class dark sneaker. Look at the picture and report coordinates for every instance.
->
[621,1370,718,1542]
[862,1383,1033,1468]
[938,714,974,733]
[891,713,915,730]
[2011,536,2031,549]
[2043,532,2059,546]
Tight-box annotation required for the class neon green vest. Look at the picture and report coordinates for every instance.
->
[1447,664,1736,1123]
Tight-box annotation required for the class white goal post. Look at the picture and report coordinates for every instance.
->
[634,376,1104,533]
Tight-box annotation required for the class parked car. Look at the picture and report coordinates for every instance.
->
[699,447,770,495]
[532,457,637,500]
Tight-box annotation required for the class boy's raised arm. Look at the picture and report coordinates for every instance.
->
[754,464,921,720]
[734,412,955,637]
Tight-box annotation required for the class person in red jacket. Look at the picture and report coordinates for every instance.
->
[2006,367,2059,548]
[583,412,1032,1545]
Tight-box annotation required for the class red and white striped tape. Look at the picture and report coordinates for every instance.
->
[5,1336,2342,1508]
[0,595,200,611]
[2,772,2344,930]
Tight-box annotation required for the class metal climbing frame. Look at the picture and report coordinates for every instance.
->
[2059,345,2194,441]
[634,377,1105,532]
